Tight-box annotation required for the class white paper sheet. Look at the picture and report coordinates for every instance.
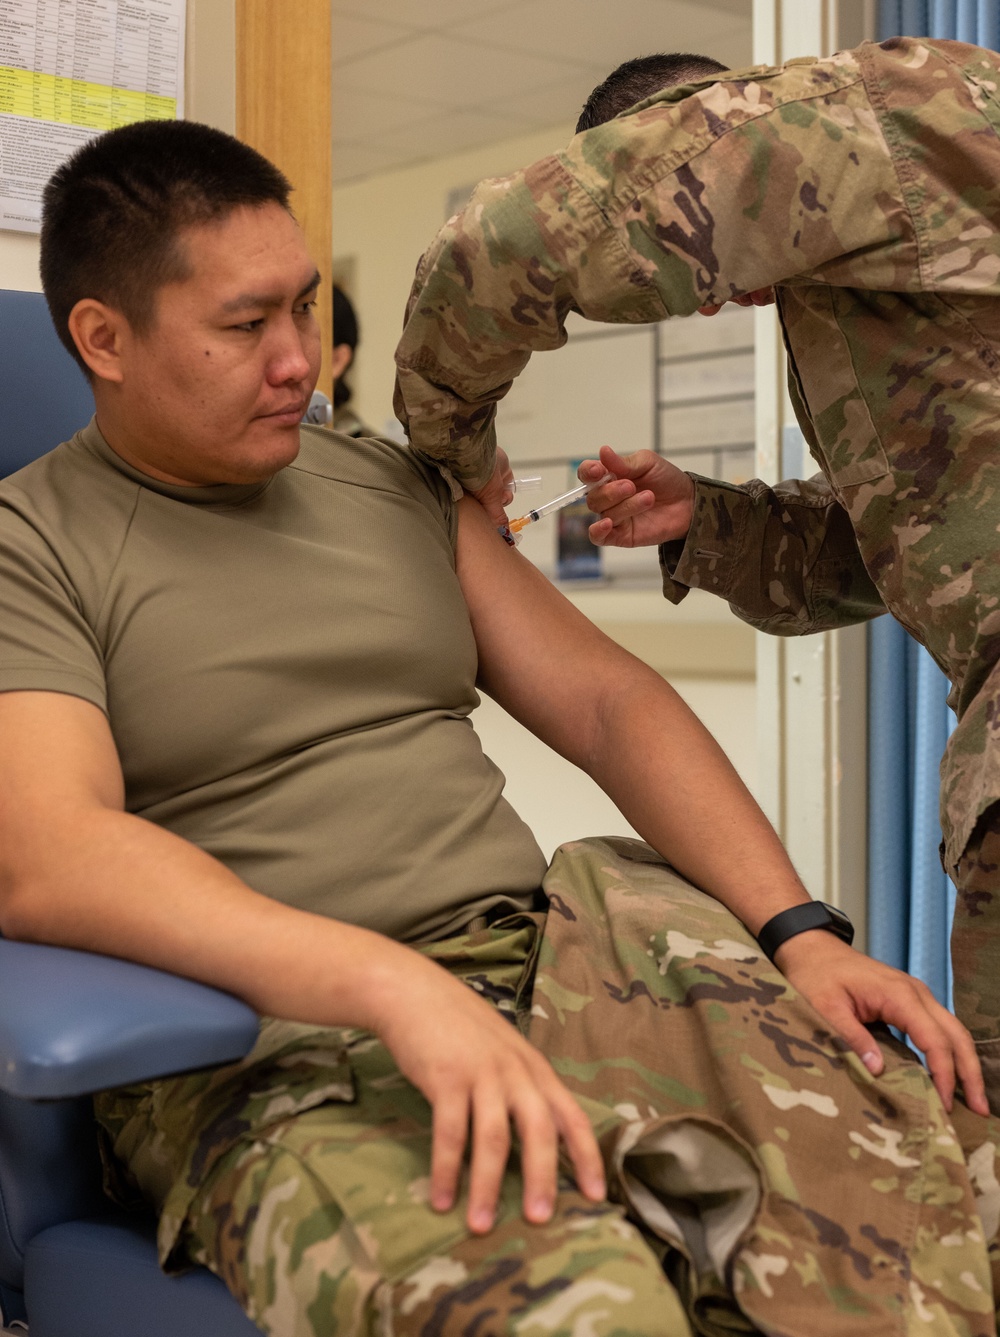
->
[0,0,186,233]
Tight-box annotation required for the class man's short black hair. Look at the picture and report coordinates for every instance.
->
[40,118,292,372]
[576,53,729,133]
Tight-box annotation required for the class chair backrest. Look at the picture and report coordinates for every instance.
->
[0,289,95,478]
[0,289,103,1298]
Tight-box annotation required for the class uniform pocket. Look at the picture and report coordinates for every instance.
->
[833,438,891,489]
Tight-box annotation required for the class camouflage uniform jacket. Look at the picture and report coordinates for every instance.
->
[393,37,1000,876]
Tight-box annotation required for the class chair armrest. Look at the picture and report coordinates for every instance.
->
[0,939,259,1099]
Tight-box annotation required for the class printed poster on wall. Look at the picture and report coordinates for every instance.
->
[0,0,185,234]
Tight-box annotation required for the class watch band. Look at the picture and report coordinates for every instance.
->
[756,902,855,963]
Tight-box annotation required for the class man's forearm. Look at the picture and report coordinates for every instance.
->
[585,662,810,934]
[1,802,424,1034]
[460,498,810,932]
[0,741,613,1227]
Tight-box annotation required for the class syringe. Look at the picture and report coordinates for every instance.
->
[508,476,609,534]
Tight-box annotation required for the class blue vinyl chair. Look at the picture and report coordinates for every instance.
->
[0,289,95,478]
[0,290,263,1335]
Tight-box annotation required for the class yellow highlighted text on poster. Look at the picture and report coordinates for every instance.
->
[0,67,176,130]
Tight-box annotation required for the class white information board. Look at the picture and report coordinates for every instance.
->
[0,0,185,234]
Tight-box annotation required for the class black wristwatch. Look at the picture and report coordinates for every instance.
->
[756,902,855,963]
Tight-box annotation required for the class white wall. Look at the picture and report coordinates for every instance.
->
[333,123,575,436]
[0,229,40,292]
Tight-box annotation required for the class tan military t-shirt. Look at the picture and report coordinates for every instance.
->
[0,421,546,941]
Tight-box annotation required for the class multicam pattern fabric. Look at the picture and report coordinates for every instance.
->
[97,838,1000,1335]
[953,802,1000,1116]
[392,37,1000,883]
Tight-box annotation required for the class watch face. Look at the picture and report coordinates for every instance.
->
[819,902,854,944]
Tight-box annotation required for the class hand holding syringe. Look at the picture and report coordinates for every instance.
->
[500,474,611,545]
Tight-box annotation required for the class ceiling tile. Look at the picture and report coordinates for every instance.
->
[451,0,751,72]
[333,85,450,141]
[335,33,585,108]
[333,0,517,32]
[374,106,545,163]
[332,141,415,186]
[332,13,417,65]
[331,0,755,186]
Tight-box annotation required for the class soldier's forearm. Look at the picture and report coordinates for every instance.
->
[393,153,664,490]
[661,474,884,633]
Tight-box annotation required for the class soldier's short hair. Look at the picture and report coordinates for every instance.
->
[41,119,292,373]
[577,53,729,133]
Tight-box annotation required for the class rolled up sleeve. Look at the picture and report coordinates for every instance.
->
[660,474,885,634]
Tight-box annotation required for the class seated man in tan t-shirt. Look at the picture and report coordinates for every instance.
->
[0,118,996,1336]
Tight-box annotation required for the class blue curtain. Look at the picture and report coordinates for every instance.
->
[866,0,991,1006]
[876,0,999,46]
[867,621,956,1004]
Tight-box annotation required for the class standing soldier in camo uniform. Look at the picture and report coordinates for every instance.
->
[394,35,1000,1111]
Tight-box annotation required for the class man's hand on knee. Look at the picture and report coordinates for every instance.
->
[366,952,606,1235]
[776,933,990,1116]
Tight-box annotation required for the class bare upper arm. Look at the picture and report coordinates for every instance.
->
[0,691,125,935]
[455,497,661,765]
[0,690,124,824]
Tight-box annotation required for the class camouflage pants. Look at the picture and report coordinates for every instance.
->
[96,838,1000,1336]
[952,801,1000,1114]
